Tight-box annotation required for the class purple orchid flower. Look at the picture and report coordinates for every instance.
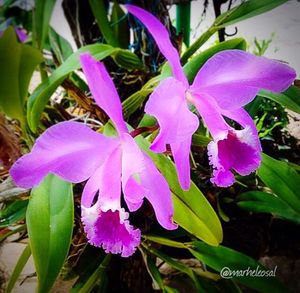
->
[126,5,296,189]
[10,53,177,257]
[14,27,27,42]
[0,23,27,42]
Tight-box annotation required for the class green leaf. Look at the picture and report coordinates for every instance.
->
[135,135,223,246]
[237,191,300,224]
[27,44,142,132]
[5,244,31,293]
[34,0,56,49]
[122,75,162,119]
[144,235,186,249]
[181,0,287,63]
[0,27,43,125]
[215,0,288,28]
[89,0,119,47]
[71,255,111,293]
[189,241,287,293]
[111,1,129,49]
[112,49,144,70]
[143,243,202,292]
[0,200,28,228]
[27,44,114,132]
[140,248,166,291]
[184,38,247,83]
[27,174,74,293]
[192,133,211,147]
[49,27,73,63]
[258,86,300,114]
[257,154,300,214]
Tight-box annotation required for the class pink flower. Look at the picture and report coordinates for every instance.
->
[126,4,296,189]
[10,54,177,257]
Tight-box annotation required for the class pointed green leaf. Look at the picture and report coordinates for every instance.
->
[257,154,300,214]
[49,27,74,63]
[215,0,288,28]
[5,244,31,293]
[89,0,119,47]
[143,243,202,292]
[71,255,111,293]
[111,1,129,49]
[34,0,56,49]
[237,191,300,224]
[27,174,74,293]
[0,27,43,124]
[181,0,288,63]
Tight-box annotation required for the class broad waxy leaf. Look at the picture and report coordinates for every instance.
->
[258,85,300,114]
[189,241,287,293]
[34,0,56,49]
[237,191,300,224]
[0,27,43,125]
[257,154,300,214]
[26,174,74,293]
[27,44,142,132]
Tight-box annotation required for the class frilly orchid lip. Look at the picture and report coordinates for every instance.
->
[81,204,141,257]
[126,4,296,189]
[208,127,261,187]
[10,53,177,257]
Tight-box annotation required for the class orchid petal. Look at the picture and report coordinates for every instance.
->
[170,138,192,190]
[81,146,122,209]
[120,133,176,230]
[140,154,177,230]
[192,93,229,139]
[222,107,262,152]
[80,54,128,134]
[146,77,198,152]
[126,4,187,85]
[10,121,117,188]
[82,205,141,257]
[121,133,145,212]
[191,50,296,110]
